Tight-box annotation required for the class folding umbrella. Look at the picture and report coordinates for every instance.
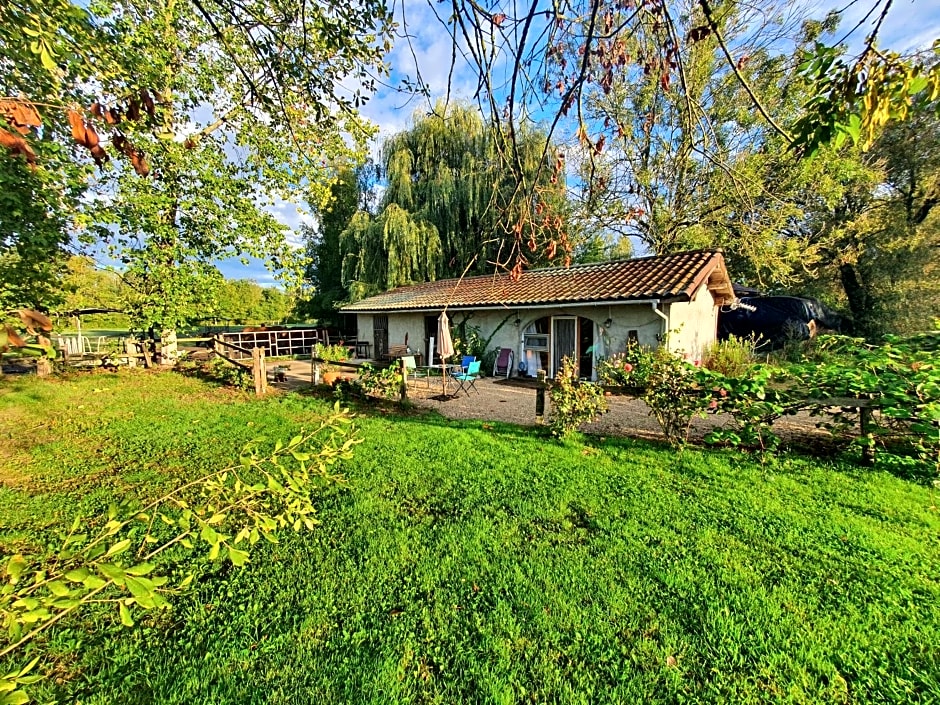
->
[437,311,454,396]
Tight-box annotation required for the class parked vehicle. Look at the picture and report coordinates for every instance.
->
[719,296,843,348]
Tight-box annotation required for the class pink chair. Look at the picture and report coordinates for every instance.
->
[492,348,514,378]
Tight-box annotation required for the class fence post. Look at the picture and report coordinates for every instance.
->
[860,400,875,466]
[535,369,546,424]
[399,357,408,403]
[36,356,52,377]
[141,339,153,368]
[252,347,267,396]
[124,338,138,368]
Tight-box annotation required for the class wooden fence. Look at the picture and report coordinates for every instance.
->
[212,336,268,396]
[218,328,336,360]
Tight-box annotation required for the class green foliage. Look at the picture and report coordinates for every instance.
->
[177,356,253,392]
[451,322,502,373]
[2,373,939,702]
[344,362,402,401]
[642,347,708,446]
[549,357,608,437]
[313,343,349,368]
[297,165,374,322]
[701,335,758,378]
[791,42,940,155]
[596,342,655,389]
[0,401,358,703]
[339,102,574,299]
[3,0,393,331]
[789,334,940,473]
[212,280,291,325]
[699,366,792,453]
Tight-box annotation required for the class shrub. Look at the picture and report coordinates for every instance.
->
[549,357,608,437]
[642,347,708,446]
[178,356,253,391]
[350,362,402,401]
[699,366,794,452]
[596,341,655,388]
[701,335,758,377]
[313,343,349,372]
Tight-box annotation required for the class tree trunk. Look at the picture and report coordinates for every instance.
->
[839,262,874,336]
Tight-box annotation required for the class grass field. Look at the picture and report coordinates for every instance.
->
[1,371,939,703]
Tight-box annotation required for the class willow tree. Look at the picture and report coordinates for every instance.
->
[340,102,573,299]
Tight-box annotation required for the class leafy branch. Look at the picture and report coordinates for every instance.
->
[1,403,360,703]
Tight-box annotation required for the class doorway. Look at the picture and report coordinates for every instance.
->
[550,316,595,379]
[424,315,438,365]
[373,314,388,360]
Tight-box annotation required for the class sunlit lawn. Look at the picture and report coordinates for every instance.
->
[1,370,938,703]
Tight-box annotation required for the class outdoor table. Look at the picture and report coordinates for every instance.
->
[419,364,464,394]
[355,340,371,358]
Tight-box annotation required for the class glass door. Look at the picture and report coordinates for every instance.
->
[551,317,577,377]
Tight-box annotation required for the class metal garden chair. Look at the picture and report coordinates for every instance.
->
[453,359,482,395]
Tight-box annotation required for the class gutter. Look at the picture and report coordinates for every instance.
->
[344,297,672,315]
[650,301,668,340]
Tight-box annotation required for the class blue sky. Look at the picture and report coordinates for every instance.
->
[221,0,940,287]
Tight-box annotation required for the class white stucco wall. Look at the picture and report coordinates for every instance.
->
[356,314,374,351]
[351,287,718,375]
[664,283,719,362]
[368,304,667,378]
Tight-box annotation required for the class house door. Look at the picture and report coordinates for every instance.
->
[578,318,595,379]
[424,315,438,365]
[373,314,389,360]
[551,317,577,377]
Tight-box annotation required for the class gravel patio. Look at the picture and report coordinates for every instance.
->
[268,359,840,449]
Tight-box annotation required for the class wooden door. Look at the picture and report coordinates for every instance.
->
[373,314,389,359]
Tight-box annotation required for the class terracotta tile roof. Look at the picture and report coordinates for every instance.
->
[341,249,733,312]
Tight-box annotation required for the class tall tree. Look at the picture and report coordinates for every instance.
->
[296,164,376,322]
[339,101,573,299]
[0,0,392,331]
[424,0,939,266]
[796,99,940,336]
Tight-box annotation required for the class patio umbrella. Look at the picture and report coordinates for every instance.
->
[437,311,454,397]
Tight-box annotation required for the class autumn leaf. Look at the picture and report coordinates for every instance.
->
[0,128,38,165]
[17,309,52,335]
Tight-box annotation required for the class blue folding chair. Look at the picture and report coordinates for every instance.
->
[460,355,476,373]
[453,360,482,395]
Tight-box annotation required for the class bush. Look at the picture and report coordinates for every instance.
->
[596,341,655,388]
[702,335,758,377]
[178,356,253,391]
[549,357,608,437]
[699,366,794,452]
[642,347,708,446]
[349,362,402,401]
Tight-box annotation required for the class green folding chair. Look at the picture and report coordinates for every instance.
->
[453,359,482,395]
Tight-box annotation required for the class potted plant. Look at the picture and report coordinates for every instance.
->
[313,342,349,385]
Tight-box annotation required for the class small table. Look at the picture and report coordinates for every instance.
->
[355,341,371,359]
[419,364,464,393]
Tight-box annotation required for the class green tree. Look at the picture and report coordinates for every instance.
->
[571,6,873,287]
[296,164,375,322]
[796,102,940,336]
[339,102,573,299]
[1,0,392,332]
[432,1,937,265]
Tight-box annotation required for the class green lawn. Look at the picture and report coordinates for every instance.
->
[1,371,938,703]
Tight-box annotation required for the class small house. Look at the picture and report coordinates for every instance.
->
[340,249,734,379]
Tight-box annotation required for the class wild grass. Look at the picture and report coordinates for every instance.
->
[1,371,939,703]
